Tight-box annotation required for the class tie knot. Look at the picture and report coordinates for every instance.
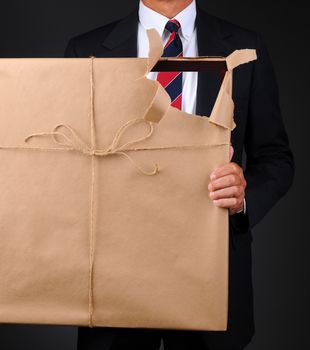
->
[165,19,181,34]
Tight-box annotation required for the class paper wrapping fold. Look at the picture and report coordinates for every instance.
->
[0,29,257,331]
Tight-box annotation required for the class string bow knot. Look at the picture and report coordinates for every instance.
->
[24,117,160,176]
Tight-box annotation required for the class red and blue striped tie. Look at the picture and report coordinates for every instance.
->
[157,19,183,110]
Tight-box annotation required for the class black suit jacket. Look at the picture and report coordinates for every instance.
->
[64,5,294,349]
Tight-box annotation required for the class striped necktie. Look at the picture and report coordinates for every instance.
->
[157,19,183,110]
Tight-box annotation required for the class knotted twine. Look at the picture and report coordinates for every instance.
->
[0,57,231,327]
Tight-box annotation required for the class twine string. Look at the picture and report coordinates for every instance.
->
[24,118,160,176]
[88,56,96,329]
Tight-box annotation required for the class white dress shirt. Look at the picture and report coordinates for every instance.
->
[138,0,198,115]
[137,0,246,215]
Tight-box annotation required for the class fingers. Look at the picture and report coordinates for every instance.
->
[212,197,244,209]
[209,185,244,200]
[210,162,242,181]
[208,159,246,213]
[208,174,242,192]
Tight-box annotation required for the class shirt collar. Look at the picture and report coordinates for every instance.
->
[138,0,197,41]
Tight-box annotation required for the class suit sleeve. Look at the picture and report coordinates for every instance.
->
[64,38,79,58]
[238,31,295,231]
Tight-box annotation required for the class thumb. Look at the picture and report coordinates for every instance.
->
[229,145,234,161]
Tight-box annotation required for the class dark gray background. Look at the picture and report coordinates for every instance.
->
[0,1,309,349]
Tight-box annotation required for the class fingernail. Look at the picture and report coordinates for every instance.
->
[210,174,216,180]
[210,191,214,198]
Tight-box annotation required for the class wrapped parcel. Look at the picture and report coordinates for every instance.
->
[0,30,256,330]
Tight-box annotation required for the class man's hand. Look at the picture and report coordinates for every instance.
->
[208,146,246,215]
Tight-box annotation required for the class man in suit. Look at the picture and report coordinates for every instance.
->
[64,0,294,349]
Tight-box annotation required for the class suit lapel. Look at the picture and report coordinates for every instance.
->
[195,6,234,116]
[94,7,139,57]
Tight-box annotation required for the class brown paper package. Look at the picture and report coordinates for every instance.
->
[0,30,257,331]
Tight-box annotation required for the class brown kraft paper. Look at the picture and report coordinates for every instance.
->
[0,29,257,331]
